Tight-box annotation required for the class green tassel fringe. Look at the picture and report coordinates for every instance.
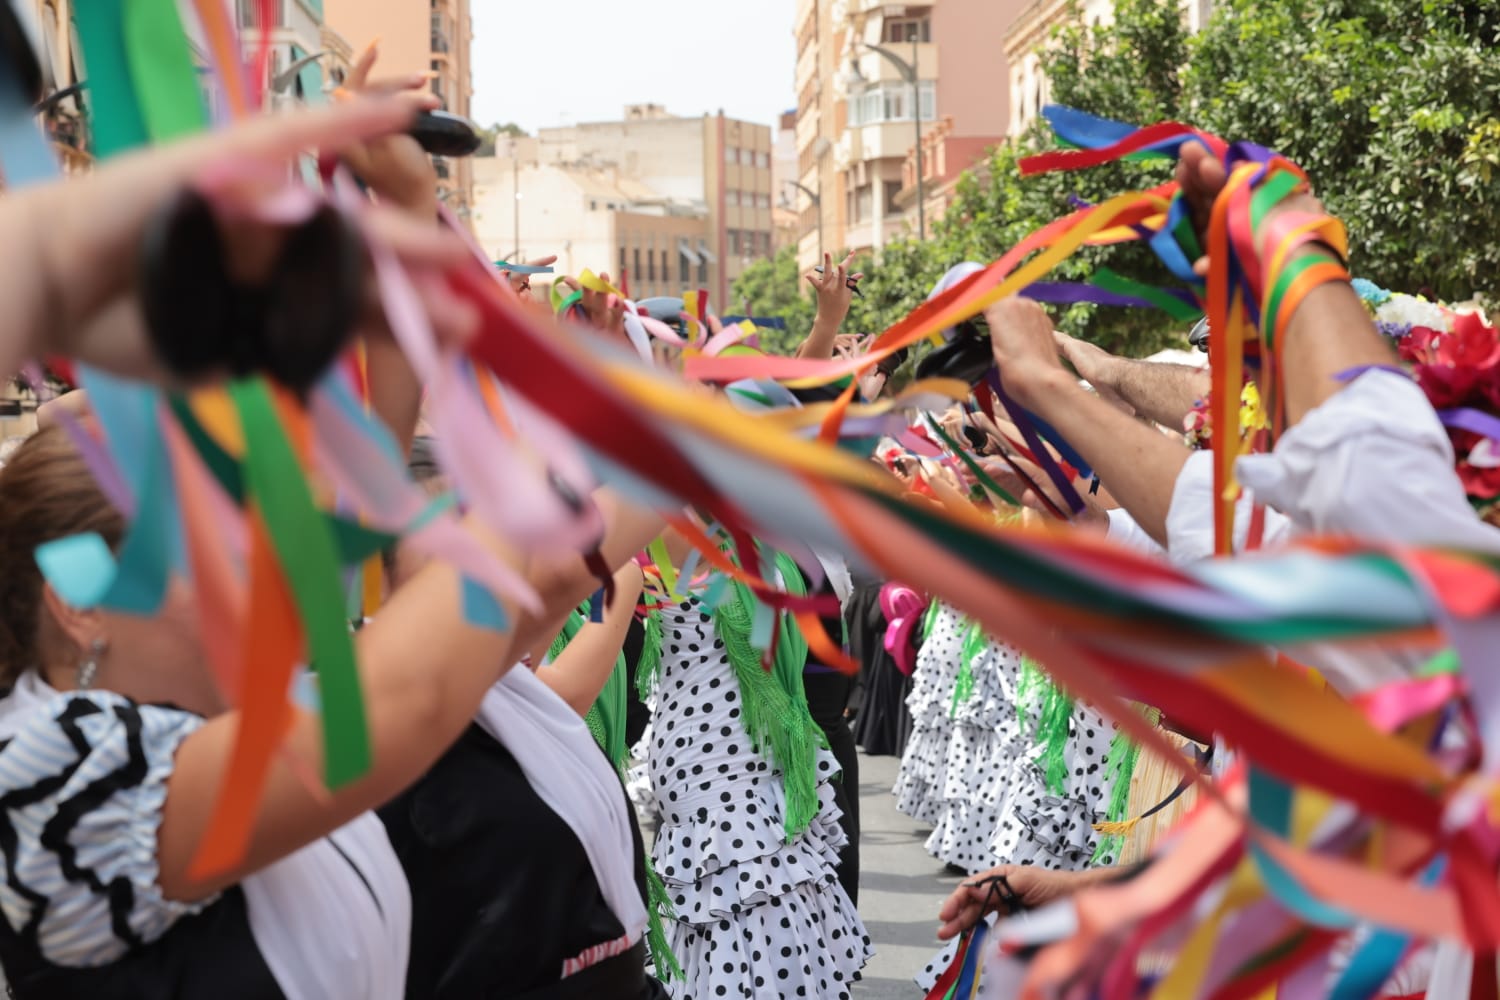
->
[644,854,685,983]
[1090,705,1161,864]
[636,607,664,702]
[922,598,942,644]
[710,549,826,843]
[949,620,986,718]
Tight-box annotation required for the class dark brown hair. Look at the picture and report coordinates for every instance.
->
[0,426,124,686]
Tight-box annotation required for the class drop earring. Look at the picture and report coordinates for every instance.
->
[77,638,106,691]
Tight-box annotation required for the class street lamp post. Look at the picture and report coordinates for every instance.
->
[859,34,925,241]
[511,139,521,264]
[787,179,822,264]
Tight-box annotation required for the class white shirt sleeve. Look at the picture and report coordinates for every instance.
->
[1104,507,1165,555]
[1237,369,1500,554]
[1164,450,1293,565]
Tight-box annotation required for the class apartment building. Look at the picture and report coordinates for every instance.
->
[472,152,716,302]
[526,106,773,310]
[793,0,1026,272]
[1006,0,1216,137]
[324,0,474,219]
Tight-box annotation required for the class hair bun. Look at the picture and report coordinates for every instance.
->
[140,188,365,394]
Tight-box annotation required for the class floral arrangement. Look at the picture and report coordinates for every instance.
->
[1397,311,1500,512]
[1353,278,1455,341]
[1183,381,1266,450]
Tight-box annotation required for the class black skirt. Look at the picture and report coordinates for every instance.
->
[846,579,914,757]
[379,723,660,999]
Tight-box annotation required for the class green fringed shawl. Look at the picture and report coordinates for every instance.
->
[949,620,988,718]
[1015,656,1146,864]
[709,549,828,843]
[637,545,827,843]
[549,602,684,982]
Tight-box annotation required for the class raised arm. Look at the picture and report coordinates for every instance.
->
[5,97,434,383]
[1054,331,1209,428]
[158,487,665,902]
[797,251,862,360]
[536,561,646,716]
[985,299,1192,547]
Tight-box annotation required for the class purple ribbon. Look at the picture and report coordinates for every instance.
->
[1021,282,1156,309]
[986,369,1086,517]
[1333,364,1410,384]
[1438,407,1500,443]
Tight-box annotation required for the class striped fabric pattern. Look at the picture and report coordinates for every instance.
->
[0,692,210,967]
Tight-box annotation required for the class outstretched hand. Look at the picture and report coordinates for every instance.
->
[937,865,1087,941]
[983,298,1067,409]
[1175,140,1325,278]
[1052,331,1134,415]
[806,251,863,325]
[337,43,440,212]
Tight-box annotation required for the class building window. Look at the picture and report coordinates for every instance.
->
[661,251,669,286]
[885,180,903,214]
[883,16,930,43]
[759,192,772,209]
[619,246,627,278]
[856,185,873,223]
[680,252,690,285]
[726,147,739,165]
[728,230,741,255]
[849,81,937,126]
[698,257,708,285]
[590,199,598,211]
[756,151,770,168]
[727,190,740,207]
[647,246,656,282]
[633,247,642,284]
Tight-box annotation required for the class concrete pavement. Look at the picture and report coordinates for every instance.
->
[852,751,962,1000]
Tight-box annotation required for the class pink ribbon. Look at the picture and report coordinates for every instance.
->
[880,582,925,676]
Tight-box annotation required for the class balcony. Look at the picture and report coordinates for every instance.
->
[843,213,909,254]
[850,40,937,85]
[846,120,917,164]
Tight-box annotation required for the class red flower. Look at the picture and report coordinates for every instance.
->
[1411,314,1500,410]
[1458,459,1500,501]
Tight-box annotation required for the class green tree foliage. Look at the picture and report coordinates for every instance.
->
[738,0,1500,358]
[731,246,816,355]
[1184,0,1500,303]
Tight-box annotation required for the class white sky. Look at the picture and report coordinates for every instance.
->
[470,0,799,132]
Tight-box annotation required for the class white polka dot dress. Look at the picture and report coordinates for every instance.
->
[648,598,873,999]
[990,698,1121,872]
[916,690,1124,996]
[892,603,966,826]
[923,639,1028,874]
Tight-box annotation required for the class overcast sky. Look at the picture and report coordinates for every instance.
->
[470,0,799,132]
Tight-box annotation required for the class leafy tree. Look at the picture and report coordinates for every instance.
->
[744,0,1500,360]
[731,246,817,355]
[1184,0,1500,303]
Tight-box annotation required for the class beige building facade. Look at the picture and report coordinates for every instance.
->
[521,107,773,309]
[472,155,715,303]
[793,0,1026,272]
[324,0,474,219]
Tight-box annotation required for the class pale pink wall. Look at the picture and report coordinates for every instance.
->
[932,0,1029,138]
[324,0,429,79]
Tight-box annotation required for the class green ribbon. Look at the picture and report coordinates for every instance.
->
[708,548,826,841]
[231,379,370,788]
[1092,268,1204,323]
[924,416,1022,508]
[122,0,208,142]
[73,0,151,157]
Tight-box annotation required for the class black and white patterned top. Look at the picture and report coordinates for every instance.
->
[0,684,409,999]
